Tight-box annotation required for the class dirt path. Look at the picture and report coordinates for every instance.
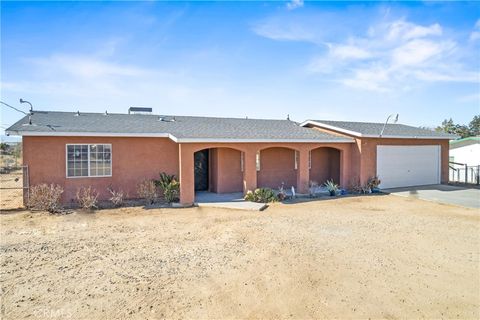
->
[1,195,479,319]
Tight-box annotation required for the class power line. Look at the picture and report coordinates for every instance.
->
[0,101,28,115]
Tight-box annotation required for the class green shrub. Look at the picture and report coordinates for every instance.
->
[244,188,277,203]
[154,172,180,203]
[324,180,339,196]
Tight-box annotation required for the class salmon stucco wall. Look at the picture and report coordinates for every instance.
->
[310,126,450,186]
[257,147,297,189]
[358,138,450,185]
[23,136,179,204]
[309,147,341,185]
[209,148,243,193]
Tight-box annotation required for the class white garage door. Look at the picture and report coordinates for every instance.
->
[377,145,441,189]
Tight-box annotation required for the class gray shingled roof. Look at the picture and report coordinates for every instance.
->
[6,111,353,142]
[304,120,456,139]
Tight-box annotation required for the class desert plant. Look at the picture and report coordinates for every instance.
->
[107,187,125,207]
[309,180,319,197]
[28,183,64,213]
[367,175,381,191]
[137,179,157,204]
[254,188,277,203]
[76,186,99,210]
[155,172,180,203]
[244,190,256,202]
[155,172,176,190]
[244,188,277,203]
[163,179,180,203]
[324,180,339,196]
[277,183,287,201]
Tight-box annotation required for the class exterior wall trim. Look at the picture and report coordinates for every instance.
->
[300,120,458,140]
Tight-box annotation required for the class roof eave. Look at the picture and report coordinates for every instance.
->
[6,130,354,143]
[300,120,458,140]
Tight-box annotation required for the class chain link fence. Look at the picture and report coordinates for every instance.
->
[0,166,29,210]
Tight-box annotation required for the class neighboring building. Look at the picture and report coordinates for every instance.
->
[449,137,480,166]
[6,110,456,205]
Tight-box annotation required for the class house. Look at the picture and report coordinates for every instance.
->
[6,110,456,205]
[449,137,480,166]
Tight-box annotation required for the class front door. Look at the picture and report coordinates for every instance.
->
[194,149,209,191]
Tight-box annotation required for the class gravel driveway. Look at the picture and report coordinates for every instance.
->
[1,195,478,319]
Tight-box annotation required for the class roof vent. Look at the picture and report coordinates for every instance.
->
[128,107,152,115]
[158,116,176,122]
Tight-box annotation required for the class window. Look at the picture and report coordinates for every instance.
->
[308,150,312,169]
[294,151,299,170]
[67,144,111,177]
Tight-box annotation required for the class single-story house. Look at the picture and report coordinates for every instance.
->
[6,109,456,205]
[449,136,480,166]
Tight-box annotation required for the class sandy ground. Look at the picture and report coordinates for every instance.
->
[1,195,479,319]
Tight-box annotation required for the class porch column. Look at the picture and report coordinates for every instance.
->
[297,149,310,194]
[179,144,195,205]
[243,150,257,193]
[339,146,349,188]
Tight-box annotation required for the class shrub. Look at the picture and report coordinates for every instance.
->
[76,186,99,210]
[277,184,287,201]
[309,181,319,197]
[244,190,255,202]
[137,179,157,204]
[164,179,180,203]
[244,188,278,203]
[107,187,125,207]
[367,175,381,190]
[324,180,339,196]
[28,184,63,213]
[154,172,180,203]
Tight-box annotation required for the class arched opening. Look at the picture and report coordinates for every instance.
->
[194,147,243,194]
[257,147,298,189]
[309,147,341,186]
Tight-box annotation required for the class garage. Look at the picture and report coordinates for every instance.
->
[377,145,441,189]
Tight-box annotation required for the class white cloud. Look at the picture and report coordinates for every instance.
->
[391,39,455,67]
[469,19,480,41]
[286,0,303,10]
[330,44,372,60]
[386,20,442,41]
[293,16,478,92]
[252,20,315,42]
[27,55,150,78]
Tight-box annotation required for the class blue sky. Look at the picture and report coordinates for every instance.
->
[1,1,479,136]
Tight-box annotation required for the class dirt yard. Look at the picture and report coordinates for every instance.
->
[1,195,479,319]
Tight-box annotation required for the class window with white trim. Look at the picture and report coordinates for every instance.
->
[67,144,112,177]
[294,151,299,170]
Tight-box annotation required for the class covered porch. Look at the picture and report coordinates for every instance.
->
[178,142,353,205]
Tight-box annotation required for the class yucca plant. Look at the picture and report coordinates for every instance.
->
[324,180,339,196]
